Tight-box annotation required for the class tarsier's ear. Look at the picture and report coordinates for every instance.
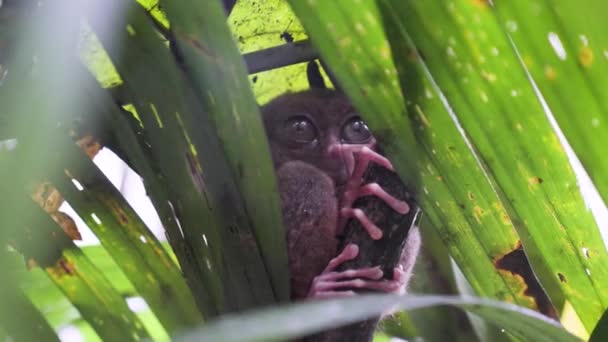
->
[307,59,344,93]
[306,60,327,89]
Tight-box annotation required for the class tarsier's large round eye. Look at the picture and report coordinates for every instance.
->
[284,116,317,145]
[342,116,372,143]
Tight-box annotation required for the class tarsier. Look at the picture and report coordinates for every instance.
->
[262,89,421,300]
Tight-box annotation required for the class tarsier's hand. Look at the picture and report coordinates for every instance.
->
[308,244,408,299]
[332,144,410,239]
[308,145,411,299]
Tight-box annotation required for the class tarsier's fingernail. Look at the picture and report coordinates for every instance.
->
[371,229,383,240]
[346,244,359,256]
[395,201,410,214]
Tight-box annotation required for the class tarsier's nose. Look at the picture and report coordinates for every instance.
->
[326,142,355,186]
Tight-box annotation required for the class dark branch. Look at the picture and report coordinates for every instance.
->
[222,0,237,15]
[243,40,318,74]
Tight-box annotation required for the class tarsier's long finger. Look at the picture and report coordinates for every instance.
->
[315,266,383,282]
[347,149,371,188]
[322,244,359,273]
[394,266,406,281]
[354,146,394,172]
[310,266,407,299]
[340,207,383,240]
[345,146,394,187]
[392,267,407,295]
[344,183,410,214]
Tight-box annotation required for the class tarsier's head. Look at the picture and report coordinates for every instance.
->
[261,89,375,188]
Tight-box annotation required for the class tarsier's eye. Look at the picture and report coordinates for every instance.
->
[284,116,317,145]
[342,116,372,143]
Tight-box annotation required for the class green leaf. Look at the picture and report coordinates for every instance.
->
[178,295,579,342]
[161,0,290,302]
[0,282,59,342]
[0,3,157,338]
[13,200,149,341]
[85,0,286,316]
[47,131,202,332]
[5,41,200,331]
[287,0,531,313]
[20,245,173,341]
[492,0,608,206]
[382,0,608,331]
[77,63,213,317]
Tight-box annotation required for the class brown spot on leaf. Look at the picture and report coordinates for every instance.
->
[185,153,211,206]
[48,258,77,277]
[113,205,130,225]
[76,135,102,159]
[406,48,420,62]
[472,206,486,224]
[27,258,38,269]
[59,259,76,275]
[544,66,557,80]
[102,195,131,226]
[52,211,82,240]
[495,242,558,318]
[31,182,81,241]
[500,212,511,225]
[177,32,217,60]
[579,46,593,67]
[558,272,567,283]
[471,0,490,7]
[31,182,64,212]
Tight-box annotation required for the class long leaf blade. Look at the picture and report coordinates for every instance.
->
[178,294,579,342]
[384,0,608,330]
[287,0,533,311]
[161,0,290,302]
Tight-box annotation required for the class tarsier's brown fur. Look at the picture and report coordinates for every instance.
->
[261,89,420,300]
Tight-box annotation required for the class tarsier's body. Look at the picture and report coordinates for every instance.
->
[262,89,420,300]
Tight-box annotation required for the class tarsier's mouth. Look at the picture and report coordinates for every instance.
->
[325,169,350,187]
[334,184,347,199]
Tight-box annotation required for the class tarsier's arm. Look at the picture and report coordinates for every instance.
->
[276,160,340,299]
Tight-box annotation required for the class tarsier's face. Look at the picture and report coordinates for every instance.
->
[261,90,375,189]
